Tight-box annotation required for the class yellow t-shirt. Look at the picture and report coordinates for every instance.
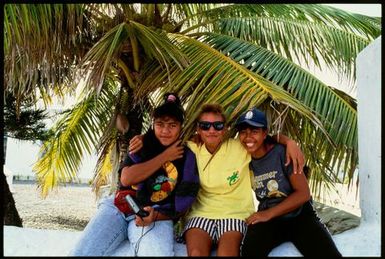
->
[186,138,255,220]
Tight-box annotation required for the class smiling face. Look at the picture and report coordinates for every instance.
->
[238,126,268,158]
[197,112,226,153]
[153,116,181,146]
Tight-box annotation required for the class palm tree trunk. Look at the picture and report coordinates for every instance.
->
[2,172,23,227]
[3,136,23,227]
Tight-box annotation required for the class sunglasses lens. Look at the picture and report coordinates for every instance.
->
[198,121,224,131]
[198,122,211,130]
[213,122,224,130]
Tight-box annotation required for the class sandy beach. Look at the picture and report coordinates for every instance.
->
[11,181,98,231]
[9,180,360,235]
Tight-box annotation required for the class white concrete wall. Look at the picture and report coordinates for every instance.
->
[356,36,381,225]
[333,35,382,256]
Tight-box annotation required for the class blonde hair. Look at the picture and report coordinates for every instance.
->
[196,103,227,124]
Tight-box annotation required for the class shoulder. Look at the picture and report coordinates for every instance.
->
[226,138,245,150]
[186,140,198,153]
[274,143,286,154]
[273,144,293,174]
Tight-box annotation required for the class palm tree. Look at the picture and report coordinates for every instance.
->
[4,4,381,198]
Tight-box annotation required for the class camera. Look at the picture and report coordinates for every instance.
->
[125,195,150,218]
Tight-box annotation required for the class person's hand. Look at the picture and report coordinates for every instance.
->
[161,140,184,162]
[135,206,157,227]
[129,134,144,154]
[285,140,305,174]
[245,210,273,225]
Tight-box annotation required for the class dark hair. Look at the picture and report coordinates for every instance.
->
[153,93,184,123]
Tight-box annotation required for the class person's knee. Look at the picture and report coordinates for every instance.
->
[188,247,211,256]
[217,232,243,256]
[185,228,213,256]
[131,220,174,256]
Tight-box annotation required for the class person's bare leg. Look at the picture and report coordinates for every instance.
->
[185,228,212,256]
[216,231,243,256]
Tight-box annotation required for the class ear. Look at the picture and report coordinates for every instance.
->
[263,129,268,139]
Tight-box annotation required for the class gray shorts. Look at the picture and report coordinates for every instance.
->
[183,217,247,244]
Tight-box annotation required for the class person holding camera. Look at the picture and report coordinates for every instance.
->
[70,93,199,256]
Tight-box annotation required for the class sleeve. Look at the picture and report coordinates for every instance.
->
[281,145,293,177]
[117,153,141,189]
[155,146,200,220]
[118,153,135,177]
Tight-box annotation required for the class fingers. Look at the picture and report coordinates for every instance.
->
[135,216,144,226]
[293,154,305,174]
[246,217,257,225]
[298,155,305,174]
[143,206,153,214]
[135,207,154,227]
[129,136,144,154]
[292,156,299,174]
[285,153,290,166]
[172,139,182,147]
[164,140,184,161]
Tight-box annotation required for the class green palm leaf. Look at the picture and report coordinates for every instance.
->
[81,20,188,94]
[32,82,117,197]
[4,4,88,109]
[137,35,330,143]
[182,4,380,83]
[5,3,380,198]
[197,32,357,146]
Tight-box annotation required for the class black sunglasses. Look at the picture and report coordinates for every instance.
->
[198,121,225,131]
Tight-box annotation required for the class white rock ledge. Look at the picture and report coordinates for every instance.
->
[4,224,380,256]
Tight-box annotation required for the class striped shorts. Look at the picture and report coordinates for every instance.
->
[183,217,247,244]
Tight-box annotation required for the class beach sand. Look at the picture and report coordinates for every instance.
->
[10,181,360,235]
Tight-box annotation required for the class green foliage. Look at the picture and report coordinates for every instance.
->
[4,94,53,142]
[4,4,381,197]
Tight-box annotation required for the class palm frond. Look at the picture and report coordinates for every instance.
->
[80,21,188,95]
[181,4,380,84]
[32,83,117,197]
[197,32,357,148]
[4,4,89,113]
[92,135,120,198]
[136,34,330,144]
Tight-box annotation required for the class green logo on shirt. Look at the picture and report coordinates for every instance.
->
[227,171,239,186]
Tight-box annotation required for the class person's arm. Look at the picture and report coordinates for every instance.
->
[121,140,183,186]
[246,172,310,225]
[272,134,305,174]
